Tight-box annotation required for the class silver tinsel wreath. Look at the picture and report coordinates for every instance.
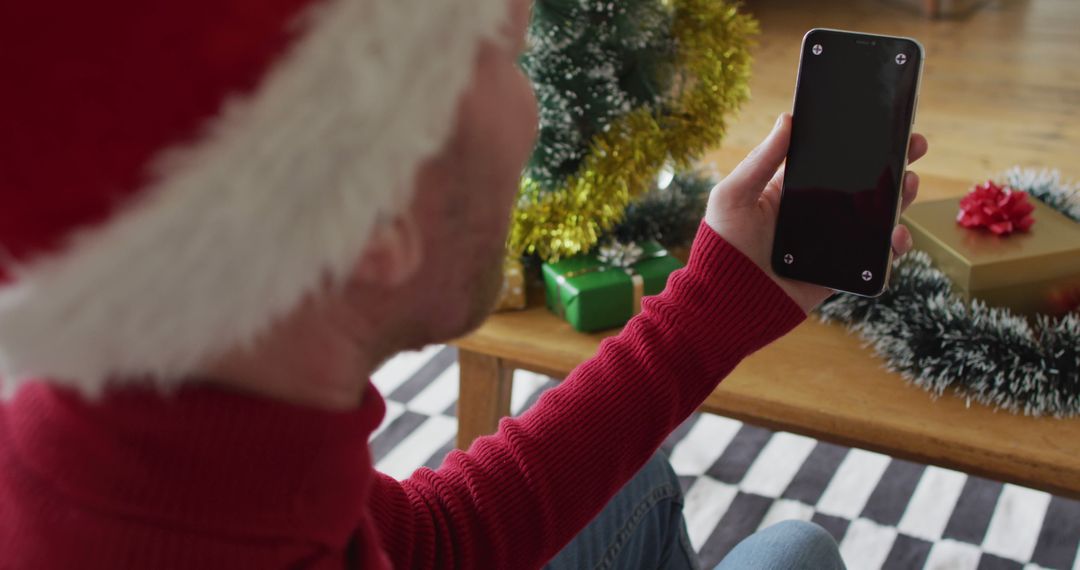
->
[818,168,1080,417]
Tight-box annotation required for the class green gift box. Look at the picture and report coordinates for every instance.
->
[541,241,684,332]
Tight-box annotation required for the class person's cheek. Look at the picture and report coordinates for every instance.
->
[499,67,537,208]
[516,68,539,160]
[476,63,535,210]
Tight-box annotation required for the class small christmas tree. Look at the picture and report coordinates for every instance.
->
[511,0,757,261]
[604,171,713,249]
[521,0,675,188]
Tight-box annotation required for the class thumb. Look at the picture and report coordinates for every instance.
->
[714,113,791,207]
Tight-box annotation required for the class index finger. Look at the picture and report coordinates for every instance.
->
[908,133,928,164]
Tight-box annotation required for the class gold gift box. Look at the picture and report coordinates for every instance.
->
[492,256,527,312]
[900,197,1080,317]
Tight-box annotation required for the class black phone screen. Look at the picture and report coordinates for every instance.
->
[772,29,922,296]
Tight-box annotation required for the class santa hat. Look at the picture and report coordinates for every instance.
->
[0,0,510,398]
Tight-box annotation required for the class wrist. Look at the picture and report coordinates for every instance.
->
[666,222,806,347]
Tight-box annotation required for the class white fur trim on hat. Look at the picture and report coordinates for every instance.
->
[0,0,510,398]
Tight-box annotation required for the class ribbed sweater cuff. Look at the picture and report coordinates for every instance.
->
[666,221,806,354]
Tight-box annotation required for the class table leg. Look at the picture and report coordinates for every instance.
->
[455,349,514,450]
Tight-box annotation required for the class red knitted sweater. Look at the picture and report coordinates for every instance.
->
[0,224,805,568]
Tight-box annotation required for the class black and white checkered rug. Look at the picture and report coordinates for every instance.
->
[370,345,1080,570]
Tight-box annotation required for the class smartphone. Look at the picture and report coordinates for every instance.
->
[771,29,923,296]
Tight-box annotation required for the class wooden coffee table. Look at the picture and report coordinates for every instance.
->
[453,290,1080,500]
[450,0,1080,500]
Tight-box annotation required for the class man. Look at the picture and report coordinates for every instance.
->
[0,0,926,567]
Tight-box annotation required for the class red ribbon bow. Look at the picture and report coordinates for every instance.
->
[957,181,1035,236]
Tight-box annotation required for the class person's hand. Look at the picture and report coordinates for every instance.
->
[704,113,929,314]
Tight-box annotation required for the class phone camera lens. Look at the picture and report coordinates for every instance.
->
[895,53,908,65]
[811,44,823,56]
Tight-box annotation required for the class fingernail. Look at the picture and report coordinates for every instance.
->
[775,114,784,128]
[905,232,914,249]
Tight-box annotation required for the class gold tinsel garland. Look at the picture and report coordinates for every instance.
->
[508,0,758,261]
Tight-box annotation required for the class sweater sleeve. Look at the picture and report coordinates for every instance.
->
[367,223,807,569]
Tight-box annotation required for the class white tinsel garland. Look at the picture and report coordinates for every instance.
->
[818,168,1080,417]
[1004,167,1080,222]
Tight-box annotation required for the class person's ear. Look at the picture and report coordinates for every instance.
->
[354,211,423,287]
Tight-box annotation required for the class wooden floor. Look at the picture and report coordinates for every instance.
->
[706,0,1080,193]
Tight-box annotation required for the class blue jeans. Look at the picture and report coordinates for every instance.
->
[546,453,846,570]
